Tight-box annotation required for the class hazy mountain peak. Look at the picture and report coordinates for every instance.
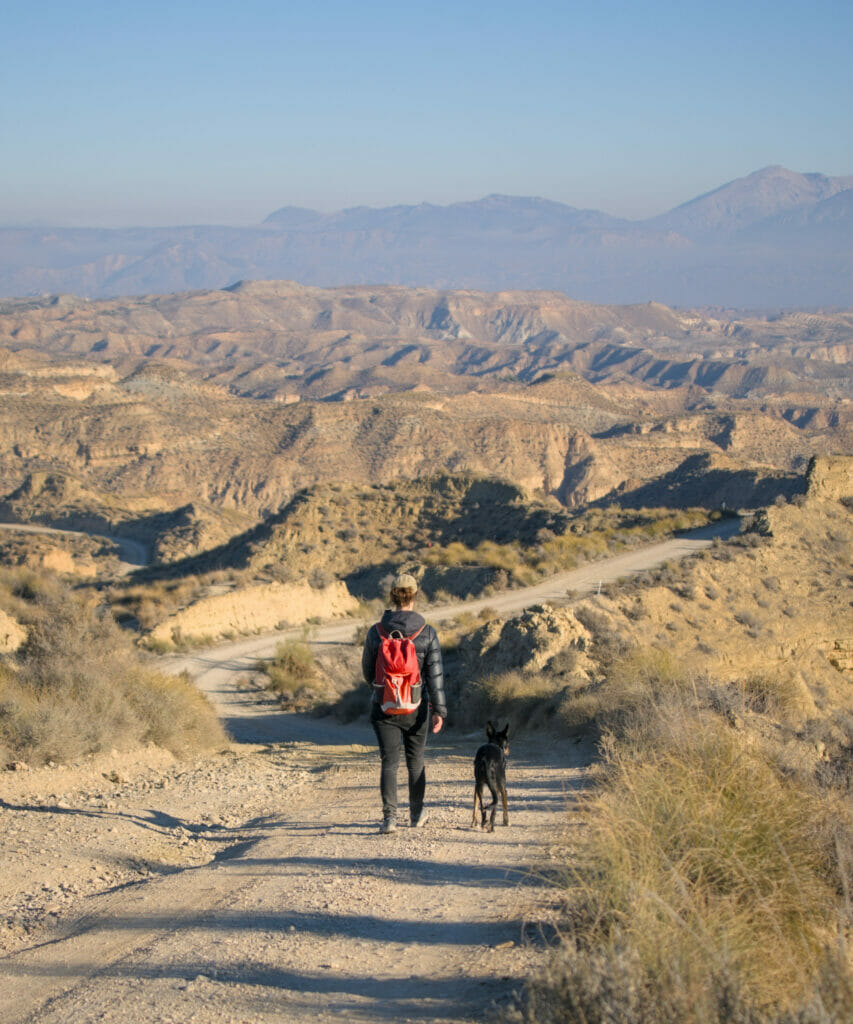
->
[2,169,852,307]
[261,205,324,228]
[468,193,576,210]
[653,165,853,236]
[261,193,621,234]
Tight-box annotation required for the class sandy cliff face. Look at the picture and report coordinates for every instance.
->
[805,455,853,502]
[148,579,358,645]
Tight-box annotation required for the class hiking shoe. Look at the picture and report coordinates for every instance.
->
[410,809,429,828]
[379,817,397,834]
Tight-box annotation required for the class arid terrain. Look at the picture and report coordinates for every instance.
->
[1,525,725,1021]
[0,272,851,1021]
[0,283,849,573]
[0,458,850,1024]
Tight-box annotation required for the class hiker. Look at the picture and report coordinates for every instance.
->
[362,572,447,833]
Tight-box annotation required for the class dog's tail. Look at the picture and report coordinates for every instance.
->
[483,759,502,800]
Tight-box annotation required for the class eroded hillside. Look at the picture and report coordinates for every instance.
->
[2,283,853,403]
[459,456,853,749]
[0,284,849,586]
[0,353,834,557]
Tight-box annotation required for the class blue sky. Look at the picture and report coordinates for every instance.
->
[2,0,851,226]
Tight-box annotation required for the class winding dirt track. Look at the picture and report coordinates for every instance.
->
[171,518,741,716]
[0,522,149,572]
[0,521,738,1024]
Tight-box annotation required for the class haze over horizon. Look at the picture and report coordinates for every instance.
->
[3,0,852,228]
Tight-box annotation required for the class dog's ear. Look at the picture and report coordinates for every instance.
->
[499,724,509,742]
[486,721,495,740]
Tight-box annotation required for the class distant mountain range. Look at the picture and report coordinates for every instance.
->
[1,166,851,308]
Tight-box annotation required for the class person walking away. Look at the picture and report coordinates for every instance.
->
[362,572,447,833]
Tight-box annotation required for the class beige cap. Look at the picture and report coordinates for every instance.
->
[391,572,418,591]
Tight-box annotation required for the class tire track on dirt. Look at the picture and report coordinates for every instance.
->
[0,728,590,1024]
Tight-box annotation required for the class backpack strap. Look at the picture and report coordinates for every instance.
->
[376,624,426,642]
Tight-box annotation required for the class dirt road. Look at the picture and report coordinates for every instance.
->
[0,710,590,1024]
[0,522,736,1023]
[0,522,149,572]
[170,518,741,712]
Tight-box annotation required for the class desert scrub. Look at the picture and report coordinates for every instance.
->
[735,671,814,721]
[0,572,224,765]
[258,637,318,699]
[562,720,848,1017]
[514,941,853,1024]
[437,606,498,656]
[522,652,853,1024]
[423,508,711,588]
[423,539,536,585]
[108,576,208,631]
[452,669,568,732]
[564,646,691,731]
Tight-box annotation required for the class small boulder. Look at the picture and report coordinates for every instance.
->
[467,604,593,675]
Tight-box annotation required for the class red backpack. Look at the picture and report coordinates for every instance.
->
[374,624,425,714]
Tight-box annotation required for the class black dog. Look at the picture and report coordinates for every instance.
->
[472,721,509,831]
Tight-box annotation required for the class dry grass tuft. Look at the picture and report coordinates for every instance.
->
[453,669,567,733]
[515,650,853,1024]
[514,942,853,1024]
[578,720,844,1008]
[0,571,225,764]
[736,672,813,721]
[260,638,318,699]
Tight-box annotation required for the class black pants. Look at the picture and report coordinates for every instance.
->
[370,701,429,820]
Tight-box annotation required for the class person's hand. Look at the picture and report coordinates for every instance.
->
[431,713,443,734]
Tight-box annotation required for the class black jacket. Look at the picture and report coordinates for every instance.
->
[362,609,447,719]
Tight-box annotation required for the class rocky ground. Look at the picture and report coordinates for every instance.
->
[0,680,592,1024]
[0,742,314,958]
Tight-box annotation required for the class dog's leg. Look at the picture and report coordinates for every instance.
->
[472,786,481,829]
[487,783,497,832]
[500,782,509,826]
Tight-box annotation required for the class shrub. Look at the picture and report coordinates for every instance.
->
[736,672,812,721]
[308,567,334,589]
[520,649,853,1024]
[558,646,693,738]
[261,638,317,697]
[122,669,226,755]
[559,719,847,1015]
[514,942,853,1024]
[0,577,224,764]
[452,669,566,732]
